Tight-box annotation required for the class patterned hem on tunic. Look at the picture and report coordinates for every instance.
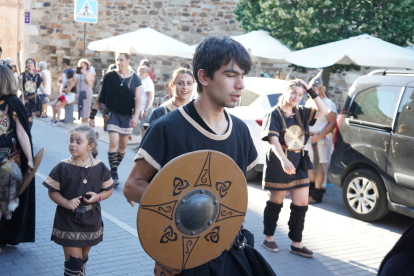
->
[107,124,133,135]
[263,178,310,191]
[51,227,104,247]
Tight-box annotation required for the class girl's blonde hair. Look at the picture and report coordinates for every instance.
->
[0,65,18,96]
[313,82,328,98]
[69,125,99,158]
[170,67,194,85]
[276,79,304,107]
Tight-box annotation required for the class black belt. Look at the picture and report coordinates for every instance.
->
[72,204,96,213]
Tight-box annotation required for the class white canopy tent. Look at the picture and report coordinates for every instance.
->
[88,27,193,59]
[191,30,291,73]
[285,34,414,69]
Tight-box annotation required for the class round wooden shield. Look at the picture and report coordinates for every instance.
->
[137,150,248,270]
[284,124,305,151]
[19,148,45,195]
[24,81,37,93]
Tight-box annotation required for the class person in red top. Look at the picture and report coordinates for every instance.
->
[140,59,154,81]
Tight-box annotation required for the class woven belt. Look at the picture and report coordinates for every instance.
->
[72,204,96,213]
[281,145,303,153]
[26,93,37,99]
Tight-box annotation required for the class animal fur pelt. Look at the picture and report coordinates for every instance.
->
[98,71,136,116]
[0,157,23,220]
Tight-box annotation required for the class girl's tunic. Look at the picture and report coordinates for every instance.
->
[261,106,316,191]
[43,159,113,247]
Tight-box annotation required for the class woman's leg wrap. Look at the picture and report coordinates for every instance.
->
[117,151,125,166]
[81,256,88,275]
[108,152,119,174]
[288,203,308,242]
[64,256,83,276]
[263,201,283,236]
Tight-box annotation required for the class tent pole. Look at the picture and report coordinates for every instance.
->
[83,23,86,57]
[256,61,261,77]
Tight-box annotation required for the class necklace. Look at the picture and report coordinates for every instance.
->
[73,157,93,184]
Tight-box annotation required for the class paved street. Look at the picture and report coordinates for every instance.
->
[1,118,413,276]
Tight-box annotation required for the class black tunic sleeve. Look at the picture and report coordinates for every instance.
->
[43,162,62,192]
[36,74,43,88]
[261,109,281,143]
[100,163,113,191]
[143,107,166,130]
[134,120,166,170]
[245,124,259,172]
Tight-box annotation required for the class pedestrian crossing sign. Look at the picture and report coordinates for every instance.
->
[74,0,98,24]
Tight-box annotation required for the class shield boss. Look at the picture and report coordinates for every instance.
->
[137,150,248,270]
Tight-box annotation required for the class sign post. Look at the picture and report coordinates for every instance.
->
[74,0,98,56]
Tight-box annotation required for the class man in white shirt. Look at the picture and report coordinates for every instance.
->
[136,65,154,140]
[39,61,52,117]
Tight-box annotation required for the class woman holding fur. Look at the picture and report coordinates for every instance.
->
[0,65,35,253]
[43,125,113,275]
[261,79,328,258]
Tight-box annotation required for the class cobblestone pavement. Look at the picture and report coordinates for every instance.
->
[1,118,413,276]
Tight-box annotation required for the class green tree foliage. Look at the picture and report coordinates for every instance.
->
[235,0,414,51]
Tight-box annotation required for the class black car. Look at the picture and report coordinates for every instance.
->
[329,69,414,222]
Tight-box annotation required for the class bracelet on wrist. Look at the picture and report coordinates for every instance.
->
[89,108,98,119]
[307,88,319,99]
[98,193,102,203]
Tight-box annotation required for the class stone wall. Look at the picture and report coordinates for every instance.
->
[22,0,360,108]
[0,0,25,69]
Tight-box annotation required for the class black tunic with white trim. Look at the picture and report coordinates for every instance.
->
[43,159,113,247]
[135,100,258,177]
[261,105,316,191]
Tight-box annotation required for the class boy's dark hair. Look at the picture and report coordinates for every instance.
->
[62,58,70,66]
[193,36,252,93]
[66,69,74,79]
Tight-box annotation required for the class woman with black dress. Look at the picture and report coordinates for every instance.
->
[0,65,35,253]
[261,79,328,258]
[21,58,43,126]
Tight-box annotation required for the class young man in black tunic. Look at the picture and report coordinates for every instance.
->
[89,53,142,186]
[124,36,276,276]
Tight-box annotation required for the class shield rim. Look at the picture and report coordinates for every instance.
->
[137,150,248,270]
[19,148,45,195]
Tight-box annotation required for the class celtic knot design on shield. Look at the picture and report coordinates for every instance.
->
[173,177,190,196]
[204,226,220,243]
[215,181,232,198]
[160,225,178,244]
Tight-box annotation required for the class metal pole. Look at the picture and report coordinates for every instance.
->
[83,23,86,57]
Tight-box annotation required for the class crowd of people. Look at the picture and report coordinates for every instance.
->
[0,37,412,276]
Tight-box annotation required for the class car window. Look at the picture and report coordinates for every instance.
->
[395,87,414,137]
[348,86,402,126]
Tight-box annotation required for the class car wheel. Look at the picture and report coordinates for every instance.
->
[342,169,388,222]
[246,169,259,182]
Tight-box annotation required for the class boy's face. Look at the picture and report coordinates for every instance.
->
[203,61,246,108]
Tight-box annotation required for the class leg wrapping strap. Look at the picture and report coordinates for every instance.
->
[263,201,283,236]
[288,203,308,242]
[117,151,125,165]
[108,152,119,173]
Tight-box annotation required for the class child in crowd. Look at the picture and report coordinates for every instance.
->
[43,125,113,276]
[50,70,76,126]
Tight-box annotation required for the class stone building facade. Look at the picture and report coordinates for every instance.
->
[0,0,25,68]
[21,0,360,109]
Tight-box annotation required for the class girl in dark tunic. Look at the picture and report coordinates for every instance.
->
[43,125,113,276]
[143,67,194,130]
[0,65,35,253]
[261,79,328,258]
[21,58,43,126]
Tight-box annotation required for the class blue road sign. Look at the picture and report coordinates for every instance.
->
[25,18,30,24]
[25,12,30,17]
[74,0,98,24]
